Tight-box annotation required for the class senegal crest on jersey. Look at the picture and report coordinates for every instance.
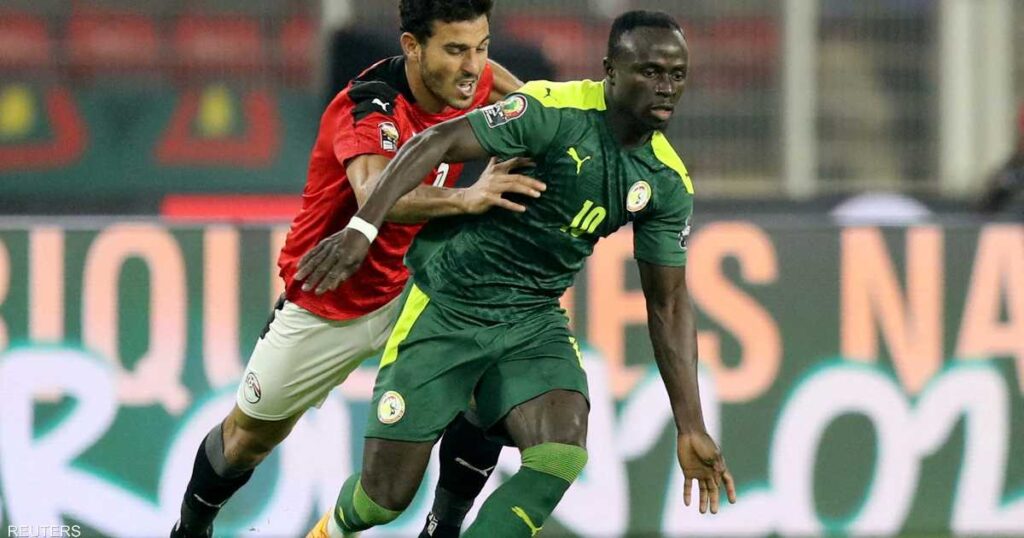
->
[627,180,652,212]
[377,390,406,424]
[483,95,529,128]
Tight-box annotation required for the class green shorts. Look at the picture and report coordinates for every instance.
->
[365,283,589,442]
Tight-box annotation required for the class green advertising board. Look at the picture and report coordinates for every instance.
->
[0,219,1021,537]
[0,83,319,202]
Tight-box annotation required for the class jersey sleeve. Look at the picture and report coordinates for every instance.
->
[633,177,694,267]
[465,91,561,159]
[332,80,403,165]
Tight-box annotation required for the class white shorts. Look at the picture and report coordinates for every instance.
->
[235,297,399,421]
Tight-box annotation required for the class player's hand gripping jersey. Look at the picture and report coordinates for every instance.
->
[411,79,694,321]
[278,57,494,320]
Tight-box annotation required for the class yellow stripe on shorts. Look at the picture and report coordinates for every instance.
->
[379,284,430,369]
[568,336,583,368]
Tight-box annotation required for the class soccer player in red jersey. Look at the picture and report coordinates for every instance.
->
[170,2,543,537]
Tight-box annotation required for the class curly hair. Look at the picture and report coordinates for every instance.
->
[400,0,495,43]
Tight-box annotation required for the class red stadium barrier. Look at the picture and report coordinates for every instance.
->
[161,194,300,222]
[66,11,162,78]
[172,15,268,78]
[0,12,53,72]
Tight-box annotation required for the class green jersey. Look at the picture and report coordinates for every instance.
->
[410,79,694,321]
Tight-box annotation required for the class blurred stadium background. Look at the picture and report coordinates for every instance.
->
[0,1,1022,537]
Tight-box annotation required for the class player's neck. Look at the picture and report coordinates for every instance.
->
[405,60,447,114]
[609,118,653,148]
[604,88,654,149]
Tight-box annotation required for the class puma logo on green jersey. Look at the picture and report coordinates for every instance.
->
[567,147,592,175]
[511,506,543,536]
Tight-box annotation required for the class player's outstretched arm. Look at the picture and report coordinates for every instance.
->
[348,154,539,224]
[638,261,737,514]
[296,117,532,295]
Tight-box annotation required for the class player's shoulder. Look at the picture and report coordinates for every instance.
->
[342,57,412,122]
[515,79,607,112]
[650,131,694,195]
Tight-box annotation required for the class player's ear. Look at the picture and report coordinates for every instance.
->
[400,32,420,60]
[603,57,615,84]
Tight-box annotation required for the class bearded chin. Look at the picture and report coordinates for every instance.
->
[419,63,448,106]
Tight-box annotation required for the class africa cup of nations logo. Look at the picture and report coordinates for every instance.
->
[500,95,527,118]
[379,121,399,152]
[243,372,262,404]
[483,95,528,128]
[377,391,406,424]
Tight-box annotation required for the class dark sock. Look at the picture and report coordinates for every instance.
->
[421,511,461,538]
[176,424,254,535]
[419,413,503,537]
[420,490,472,537]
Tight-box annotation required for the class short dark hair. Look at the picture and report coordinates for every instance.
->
[400,0,495,43]
[607,10,684,59]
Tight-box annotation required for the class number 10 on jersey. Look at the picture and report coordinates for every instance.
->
[561,200,606,237]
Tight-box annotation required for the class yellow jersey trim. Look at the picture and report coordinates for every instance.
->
[651,132,694,194]
[518,80,607,111]
[379,284,430,368]
[518,80,692,194]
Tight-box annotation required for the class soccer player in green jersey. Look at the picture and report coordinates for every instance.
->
[296,10,736,537]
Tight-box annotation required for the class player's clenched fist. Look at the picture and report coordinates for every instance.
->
[295,228,371,295]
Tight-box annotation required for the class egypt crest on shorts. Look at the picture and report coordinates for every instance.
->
[483,94,528,128]
[379,121,399,152]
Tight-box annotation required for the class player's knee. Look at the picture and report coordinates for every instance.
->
[521,442,588,484]
[559,411,588,447]
[359,473,419,511]
[221,414,291,468]
[221,430,267,469]
[360,438,435,511]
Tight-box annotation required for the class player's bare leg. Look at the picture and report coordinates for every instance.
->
[462,390,589,537]
[309,437,434,537]
[171,406,302,538]
[223,405,303,467]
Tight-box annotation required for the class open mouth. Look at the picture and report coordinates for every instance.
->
[455,80,477,99]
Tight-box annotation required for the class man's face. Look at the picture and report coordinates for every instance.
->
[415,16,491,110]
[606,27,689,130]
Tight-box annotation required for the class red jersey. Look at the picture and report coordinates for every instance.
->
[278,57,495,320]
